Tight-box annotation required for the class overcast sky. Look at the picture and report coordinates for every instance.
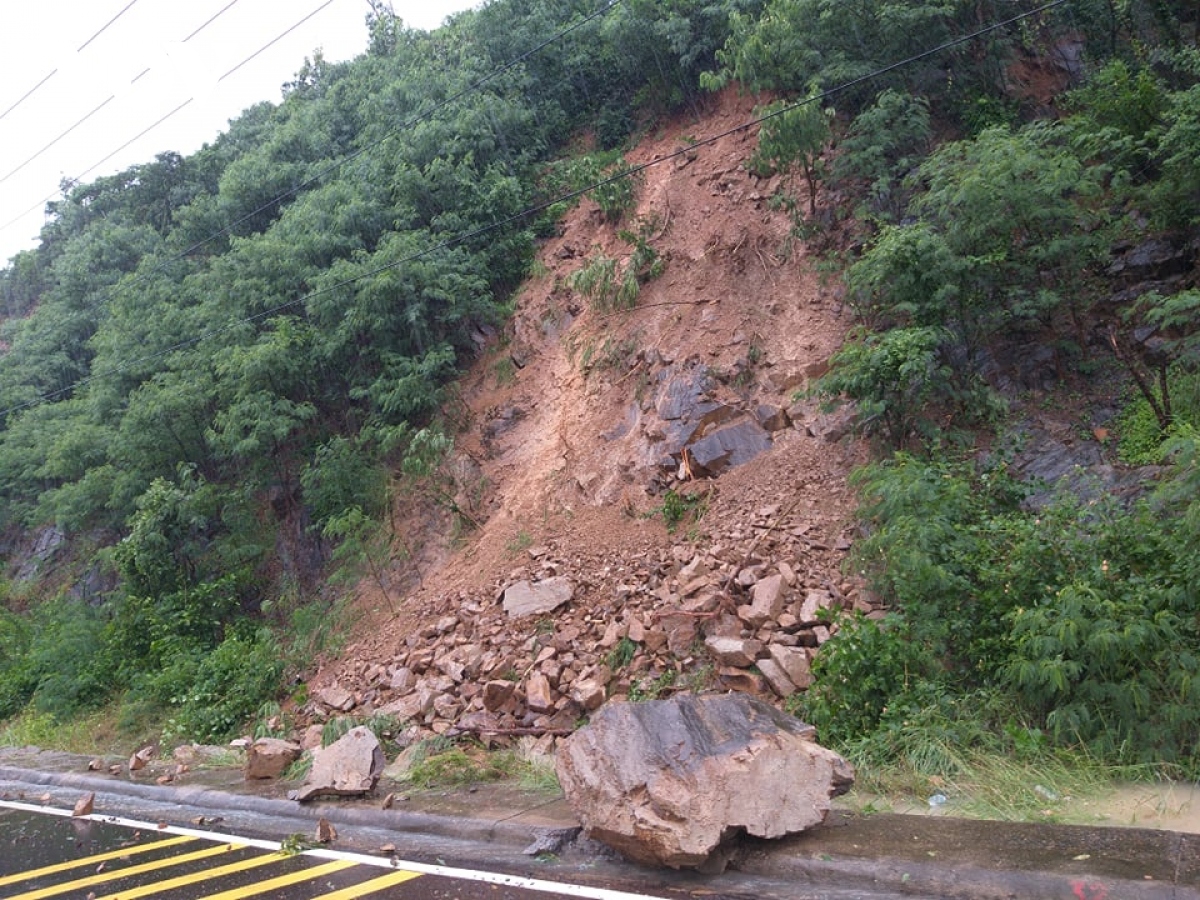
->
[0,0,479,265]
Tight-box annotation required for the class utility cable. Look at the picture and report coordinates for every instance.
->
[219,0,336,83]
[79,0,141,52]
[0,0,231,129]
[0,96,116,184]
[0,0,1065,418]
[0,0,616,251]
[0,99,195,234]
[0,0,140,123]
[0,70,58,123]
[0,0,336,226]
[0,0,617,261]
[183,0,244,43]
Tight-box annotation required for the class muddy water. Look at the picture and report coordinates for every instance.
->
[1081,782,1200,831]
[841,782,1200,832]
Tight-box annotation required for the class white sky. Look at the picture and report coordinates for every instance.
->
[0,0,479,265]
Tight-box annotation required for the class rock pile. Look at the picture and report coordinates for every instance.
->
[299,502,874,746]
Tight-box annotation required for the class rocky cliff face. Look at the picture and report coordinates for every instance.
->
[302,88,874,745]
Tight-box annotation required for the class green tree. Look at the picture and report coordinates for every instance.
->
[852,124,1105,358]
[818,326,955,448]
[833,89,931,221]
[751,93,832,216]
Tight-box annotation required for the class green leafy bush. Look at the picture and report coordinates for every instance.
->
[0,599,116,721]
[571,252,639,312]
[794,613,930,745]
[832,89,931,221]
[831,452,1200,771]
[157,628,284,743]
[1006,582,1200,766]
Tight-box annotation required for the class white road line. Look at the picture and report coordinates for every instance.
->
[0,798,664,900]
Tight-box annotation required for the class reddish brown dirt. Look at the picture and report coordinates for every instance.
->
[313,87,866,707]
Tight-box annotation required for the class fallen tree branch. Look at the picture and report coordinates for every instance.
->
[450,725,575,737]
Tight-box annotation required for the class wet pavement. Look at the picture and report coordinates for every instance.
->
[2,746,1199,899]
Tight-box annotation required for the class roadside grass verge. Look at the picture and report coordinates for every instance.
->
[837,720,1168,824]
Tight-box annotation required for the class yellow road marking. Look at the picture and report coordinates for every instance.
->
[91,850,290,900]
[6,842,247,900]
[192,858,358,899]
[310,868,423,899]
[0,835,197,886]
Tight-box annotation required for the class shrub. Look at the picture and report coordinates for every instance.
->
[156,628,284,743]
[793,613,930,745]
[571,253,638,312]
[0,600,116,721]
[841,451,1200,772]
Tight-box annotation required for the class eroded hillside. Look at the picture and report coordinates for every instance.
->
[304,88,873,742]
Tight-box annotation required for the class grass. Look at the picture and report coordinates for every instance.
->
[505,530,534,556]
[392,736,560,794]
[397,741,508,788]
[835,721,1162,825]
[0,704,153,756]
[321,713,402,753]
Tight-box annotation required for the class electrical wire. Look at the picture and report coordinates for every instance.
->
[0,99,195,235]
[0,0,309,235]
[78,0,141,52]
[183,0,244,43]
[0,0,232,131]
[0,96,116,184]
[0,2,142,125]
[1,0,1067,419]
[219,0,336,83]
[1,0,618,251]
[0,0,344,234]
[0,70,58,123]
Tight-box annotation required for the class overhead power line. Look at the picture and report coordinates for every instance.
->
[0,96,116,184]
[183,0,244,43]
[0,0,1067,419]
[0,100,195,235]
[78,0,141,51]
[219,0,336,82]
[0,0,344,238]
[0,70,58,124]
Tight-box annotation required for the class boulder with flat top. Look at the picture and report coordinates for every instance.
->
[555,693,853,869]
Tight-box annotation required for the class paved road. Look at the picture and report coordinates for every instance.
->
[0,801,668,900]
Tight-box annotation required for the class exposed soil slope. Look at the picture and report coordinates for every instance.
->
[307,88,871,738]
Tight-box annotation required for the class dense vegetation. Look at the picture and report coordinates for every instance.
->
[0,0,762,740]
[2,0,1200,784]
[724,0,1200,775]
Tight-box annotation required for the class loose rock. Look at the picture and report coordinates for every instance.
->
[293,726,385,802]
[503,577,575,618]
[556,694,853,869]
[245,738,302,780]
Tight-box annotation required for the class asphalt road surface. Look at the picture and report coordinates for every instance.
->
[0,801,671,900]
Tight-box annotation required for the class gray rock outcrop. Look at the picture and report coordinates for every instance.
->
[555,693,853,869]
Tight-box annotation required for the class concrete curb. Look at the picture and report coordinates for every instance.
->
[730,813,1200,900]
[0,764,551,850]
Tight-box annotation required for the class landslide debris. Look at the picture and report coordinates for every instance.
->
[301,87,873,748]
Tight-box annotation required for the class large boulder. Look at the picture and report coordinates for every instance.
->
[292,726,385,802]
[555,694,853,869]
